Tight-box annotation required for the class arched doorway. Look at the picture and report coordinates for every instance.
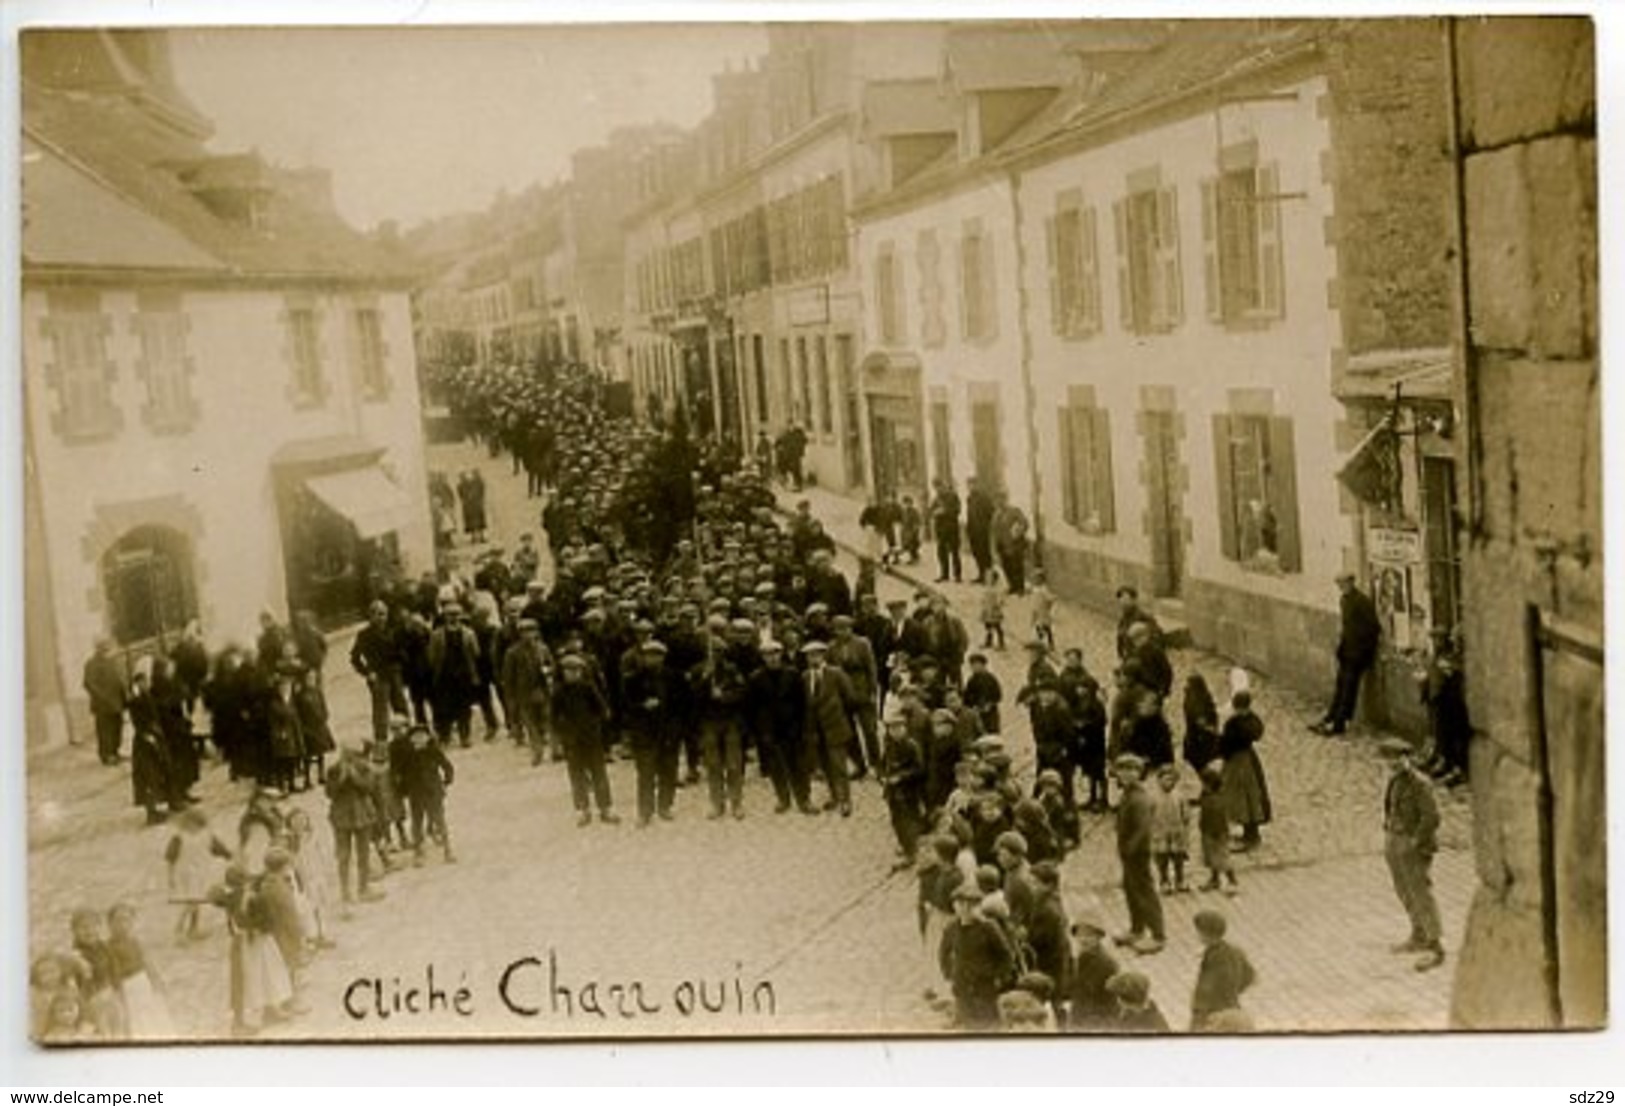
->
[101,525,198,653]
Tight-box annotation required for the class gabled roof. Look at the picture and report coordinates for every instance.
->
[943,25,1075,93]
[22,79,415,284]
[861,78,956,139]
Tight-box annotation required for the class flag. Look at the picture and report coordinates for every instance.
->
[1337,420,1401,507]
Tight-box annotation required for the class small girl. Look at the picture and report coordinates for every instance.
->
[30,953,85,1040]
[107,901,176,1039]
[1198,765,1240,894]
[166,807,233,942]
[209,864,298,1037]
[69,906,127,1039]
[1029,570,1056,649]
[285,809,337,952]
[980,568,1007,650]
[39,991,98,1043]
[1149,764,1191,894]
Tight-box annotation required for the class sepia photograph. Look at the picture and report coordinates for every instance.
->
[13,8,1605,1052]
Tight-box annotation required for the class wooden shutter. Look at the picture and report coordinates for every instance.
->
[1090,405,1116,534]
[1212,413,1239,561]
[980,230,999,341]
[1268,415,1302,572]
[1081,206,1101,334]
[1156,185,1183,327]
[876,248,895,344]
[1044,215,1062,335]
[1112,198,1133,332]
[1057,407,1077,525]
[956,230,972,339]
[1201,178,1222,322]
[1257,162,1285,318]
[894,247,910,343]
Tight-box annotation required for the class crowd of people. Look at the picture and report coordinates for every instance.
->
[52,352,1467,1038]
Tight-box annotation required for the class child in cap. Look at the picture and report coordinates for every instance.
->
[899,497,922,564]
[1198,764,1239,895]
[1064,899,1120,1032]
[917,835,964,1007]
[1034,769,1079,852]
[1190,908,1257,1032]
[880,712,928,870]
[1106,970,1170,1033]
[401,724,457,863]
[1149,763,1192,894]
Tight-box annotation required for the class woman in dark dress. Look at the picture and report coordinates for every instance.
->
[128,667,172,825]
[1181,674,1221,775]
[1218,690,1273,850]
[150,655,198,802]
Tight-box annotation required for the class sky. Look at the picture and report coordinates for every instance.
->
[167,25,769,231]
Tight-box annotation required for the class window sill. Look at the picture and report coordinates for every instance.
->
[58,423,121,446]
[1213,314,1283,334]
[1235,551,1294,577]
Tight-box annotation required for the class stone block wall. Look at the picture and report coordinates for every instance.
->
[1447,15,1603,1030]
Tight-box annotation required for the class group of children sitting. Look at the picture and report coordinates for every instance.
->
[30,903,176,1042]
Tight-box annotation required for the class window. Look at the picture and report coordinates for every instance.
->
[1202,161,1285,322]
[916,228,947,348]
[958,220,998,342]
[1057,403,1116,534]
[814,335,833,436]
[779,338,793,424]
[1113,182,1182,333]
[1213,412,1302,572]
[132,307,197,434]
[876,244,906,345]
[753,335,769,424]
[285,305,326,407]
[1045,194,1102,337]
[44,299,120,442]
[101,525,197,648]
[352,307,390,401]
[795,337,811,426]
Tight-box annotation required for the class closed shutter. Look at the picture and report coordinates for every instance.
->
[1212,413,1239,561]
[1156,185,1183,328]
[956,232,971,339]
[877,250,894,344]
[980,230,999,341]
[1057,407,1077,525]
[1201,178,1222,321]
[1268,415,1302,572]
[1257,162,1285,318]
[894,248,910,343]
[1113,198,1133,332]
[1081,206,1101,334]
[1045,215,1062,335]
[1090,405,1116,534]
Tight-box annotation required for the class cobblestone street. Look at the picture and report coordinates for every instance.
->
[26,439,1473,1041]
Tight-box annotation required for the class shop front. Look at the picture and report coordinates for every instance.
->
[861,350,928,505]
[1336,353,1461,735]
[273,436,415,629]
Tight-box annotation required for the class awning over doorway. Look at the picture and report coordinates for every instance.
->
[303,467,413,540]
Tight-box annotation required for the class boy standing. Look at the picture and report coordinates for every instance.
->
[400,725,455,865]
[552,652,621,827]
[1112,753,1165,954]
[880,713,927,870]
[1190,908,1257,1031]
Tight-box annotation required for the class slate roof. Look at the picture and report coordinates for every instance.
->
[22,79,415,283]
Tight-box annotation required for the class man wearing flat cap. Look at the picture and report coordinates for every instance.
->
[802,640,859,816]
[747,638,813,814]
[501,619,556,766]
[1311,572,1382,737]
[1112,753,1165,955]
[939,882,1017,1029]
[624,639,680,826]
[1381,738,1446,972]
[828,613,881,777]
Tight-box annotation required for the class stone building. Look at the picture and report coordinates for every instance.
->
[22,30,431,747]
[1444,16,1602,1030]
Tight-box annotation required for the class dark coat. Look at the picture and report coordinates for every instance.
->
[83,652,127,717]
[939,916,1017,1027]
[747,664,805,741]
[399,741,454,800]
[801,665,857,747]
[1384,765,1440,852]
[1027,892,1072,996]
[350,622,401,679]
[552,679,611,747]
[324,755,378,830]
[1066,945,1121,1030]
[1116,782,1155,859]
[1126,712,1175,769]
[1191,939,1257,1028]
[1339,587,1382,668]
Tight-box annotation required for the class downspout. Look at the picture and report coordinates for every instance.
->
[1007,169,1045,562]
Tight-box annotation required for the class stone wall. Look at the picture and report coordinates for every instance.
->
[1447,16,1603,1030]
[1323,19,1454,358]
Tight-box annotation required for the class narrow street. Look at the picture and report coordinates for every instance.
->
[27,435,1473,1039]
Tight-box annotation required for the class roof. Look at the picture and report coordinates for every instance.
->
[855,20,1327,221]
[22,80,416,284]
[1337,348,1455,402]
[943,26,1076,92]
[861,79,956,139]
